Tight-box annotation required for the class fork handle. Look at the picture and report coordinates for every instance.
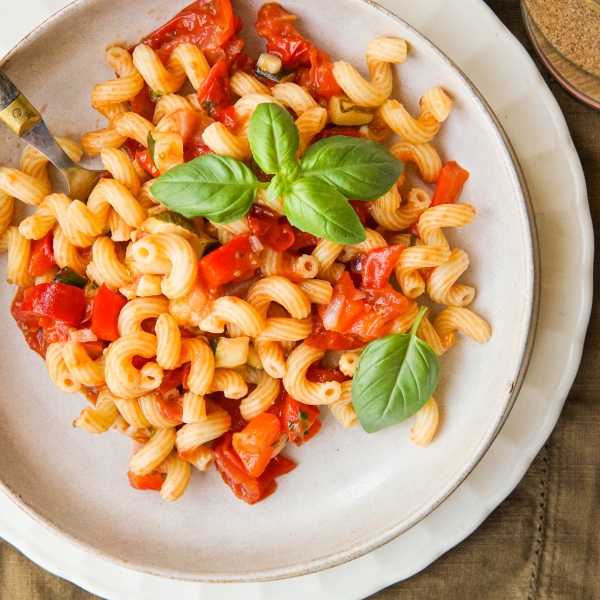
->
[0,69,41,136]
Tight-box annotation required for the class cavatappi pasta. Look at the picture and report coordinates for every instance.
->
[2,1,491,505]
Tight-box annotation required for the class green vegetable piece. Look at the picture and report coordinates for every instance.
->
[301,136,404,201]
[188,232,220,259]
[255,66,295,83]
[53,267,88,289]
[150,155,267,223]
[284,178,365,245]
[147,131,157,168]
[352,307,440,433]
[153,211,199,235]
[248,103,300,176]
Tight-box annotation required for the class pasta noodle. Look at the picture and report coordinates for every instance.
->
[410,397,439,446]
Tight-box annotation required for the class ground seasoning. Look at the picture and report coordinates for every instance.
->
[524,0,600,78]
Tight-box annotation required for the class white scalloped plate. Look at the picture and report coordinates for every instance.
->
[0,0,591,596]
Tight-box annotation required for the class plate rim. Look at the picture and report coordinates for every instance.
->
[0,0,539,585]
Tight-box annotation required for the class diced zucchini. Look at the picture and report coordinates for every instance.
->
[327,95,376,126]
[53,266,88,289]
[188,232,220,259]
[148,131,183,173]
[257,53,282,75]
[255,66,296,84]
[246,343,263,369]
[213,337,250,368]
[142,211,199,239]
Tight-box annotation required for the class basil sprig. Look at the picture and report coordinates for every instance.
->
[150,103,404,243]
[352,307,440,434]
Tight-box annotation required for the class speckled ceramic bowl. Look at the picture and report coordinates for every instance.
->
[0,0,537,582]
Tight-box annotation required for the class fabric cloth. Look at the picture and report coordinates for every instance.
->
[0,0,598,598]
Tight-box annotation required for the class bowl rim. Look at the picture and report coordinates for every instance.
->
[0,0,540,582]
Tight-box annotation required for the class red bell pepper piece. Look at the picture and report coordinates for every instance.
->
[214,433,277,504]
[17,283,86,326]
[91,284,128,342]
[288,227,321,252]
[257,454,296,482]
[348,287,410,340]
[248,205,295,252]
[280,393,320,442]
[127,471,163,491]
[28,232,56,278]
[304,313,365,350]
[431,161,470,206]
[155,393,184,423]
[129,83,156,122]
[197,60,231,118]
[361,244,404,289]
[293,418,322,446]
[197,234,260,290]
[306,365,350,384]
[216,105,237,129]
[319,272,367,333]
[349,200,371,226]
[232,413,281,477]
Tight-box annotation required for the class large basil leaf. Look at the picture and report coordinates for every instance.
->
[248,103,300,176]
[301,137,404,201]
[150,155,264,223]
[284,178,366,245]
[352,307,440,433]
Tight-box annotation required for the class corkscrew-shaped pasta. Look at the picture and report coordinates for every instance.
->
[0,167,51,214]
[246,276,311,319]
[153,93,196,124]
[155,313,181,370]
[208,368,248,399]
[129,233,198,299]
[176,410,232,453]
[395,246,452,299]
[283,344,342,405]
[111,395,151,429]
[312,239,344,283]
[272,83,318,115]
[426,248,474,306]
[88,177,147,229]
[416,314,446,356]
[0,226,33,287]
[46,343,82,394]
[181,391,206,424]
[101,147,141,197]
[87,237,132,290]
[295,107,328,155]
[297,279,333,305]
[132,43,210,95]
[230,71,271,97]
[236,366,281,421]
[338,228,387,262]
[418,204,476,250]
[198,296,265,337]
[73,391,118,434]
[182,445,215,471]
[261,247,319,280]
[339,353,360,378]
[105,332,163,398]
[433,307,492,348]
[388,299,419,334]
[410,397,439,446]
[254,318,313,344]
[329,381,358,429]
[371,186,432,231]
[139,393,181,428]
[159,451,191,502]
[378,87,452,144]
[129,427,176,476]
[62,342,106,387]
[177,338,215,396]
[52,226,90,275]
[118,297,169,335]
[333,38,407,107]
[390,141,442,184]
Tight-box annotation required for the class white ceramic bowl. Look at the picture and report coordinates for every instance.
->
[0,0,537,582]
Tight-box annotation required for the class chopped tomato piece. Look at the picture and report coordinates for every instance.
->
[293,418,322,446]
[255,3,342,98]
[361,244,404,289]
[232,413,281,477]
[16,283,86,326]
[28,232,55,278]
[288,228,321,252]
[214,434,277,504]
[155,393,184,423]
[212,392,248,432]
[121,138,145,161]
[349,200,371,226]
[127,471,163,491]
[90,284,128,342]
[197,234,260,290]
[139,0,238,63]
[135,150,159,178]
[348,287,410,340]
[197,59,231,118]
[421,267,435,282]
[319,272,367,333]
[306,365,350,383]
[305,313,365,350]
[280,393,320,442]
[216,105,236,128]
[257,454,296,482]
[129,83,156,122]
[409,220,420,238]
[248,205,295,252]
[431,161,470,206]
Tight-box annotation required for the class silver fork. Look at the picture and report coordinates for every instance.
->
[0,69,104,200]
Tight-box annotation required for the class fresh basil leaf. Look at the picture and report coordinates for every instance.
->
[248,103,300,176]
[352,307,440,433]
[301,137,404,201]
[283,178,365,245]
[267,173,288,202]
[150,155,264,223]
